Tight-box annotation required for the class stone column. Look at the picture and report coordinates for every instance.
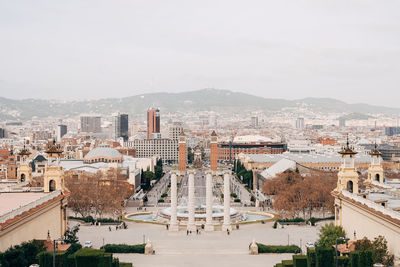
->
[187,170,196,231]
[205,171,214,231]
[169,171,179,231]
[222,170,232,231]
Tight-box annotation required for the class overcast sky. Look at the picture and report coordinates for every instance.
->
[0,0,399,107]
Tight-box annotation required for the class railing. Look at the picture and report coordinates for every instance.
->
[0,190,62,223]
[342,190,400,221]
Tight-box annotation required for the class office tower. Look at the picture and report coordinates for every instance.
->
[168,123,183,140]
[56,125,67,141]
[339,118,346,127]
[147,108,160,139]
[80,115,101,133]
[251,116,258,127]
[112,113,129,141]
[385,127,400,136]
[0,128,5,138]
[295,117,305,129]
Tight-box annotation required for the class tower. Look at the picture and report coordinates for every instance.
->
[367,144,384,184]
[17,145,32,183]
[147,108,160,139]
[178,131,186,173]
[335,137,359,194]
[210,131,218,173]
[43,140,65,193]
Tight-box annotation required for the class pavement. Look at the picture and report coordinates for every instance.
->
[74,219,327,267]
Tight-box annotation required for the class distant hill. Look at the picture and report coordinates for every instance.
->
[0,89,399,120]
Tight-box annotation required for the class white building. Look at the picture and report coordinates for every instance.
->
[125,138,179,162]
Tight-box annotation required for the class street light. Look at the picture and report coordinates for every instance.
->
[335,237,350,267]
[53,237,64,267]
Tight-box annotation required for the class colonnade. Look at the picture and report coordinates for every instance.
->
[169,170,232,232]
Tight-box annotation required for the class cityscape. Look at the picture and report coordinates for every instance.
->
[1,1,400,267]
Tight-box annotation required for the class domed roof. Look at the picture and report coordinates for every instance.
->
[84,147,122,159]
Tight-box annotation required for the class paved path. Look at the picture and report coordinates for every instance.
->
[74,220,328,267]
[146,167,171,206]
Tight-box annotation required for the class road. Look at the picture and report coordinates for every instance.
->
[146,167,171,206]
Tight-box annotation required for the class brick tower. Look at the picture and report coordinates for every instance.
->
[178,131,187,173]
[210,131,218,173]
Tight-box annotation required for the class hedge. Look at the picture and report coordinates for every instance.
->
[306,248,316,267]
[38,251,65,267]
[68,216,121,224]
[315,247,334,267]
[293,255,307,267]
[101,244,145,254]
[282,260,294,267]
[349,251,359,267]
[74,248,109,267]
[337,256,350,267]
[277,218,305,223]
[119,263,133,267]
[275,264,283,267]
[257,243,301,254]
[349,250,373,267]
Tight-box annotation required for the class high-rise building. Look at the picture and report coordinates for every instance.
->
[385,127,400,136]
[339,118,346,127]
[295,117,304,129]
[178,132,187,173]
[0,128,5,139]
[112,113,129,141]
[251,116,258,127]
[147,108,160,139]
[80,115,101,133]
[169,123,183,140]
[210,131,218,173]
[56,125,67,141]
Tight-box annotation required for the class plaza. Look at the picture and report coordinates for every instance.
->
[74,217,325,267]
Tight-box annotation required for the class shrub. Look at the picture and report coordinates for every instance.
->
[161,193,168,198]
[230,193,237,198]
[282,260,294,267]
[337,256,350,267]
[68,216,121,224]
[306,248,316,267]
[158,199,165,203]
[234,198,241,202]
[74,248,108,267]
[358,250,373,267]
[315,246,334,267]
[66,243,82,256]
[257,243,301,254]
[278,218,305,223]
[309,217,316,226]
[0,240,46,267]
[350,251,359,267]
[38,251,65,267]
[101,244,145,254]
[293,255,307,267]
[119,263,133,267]
[273,221,278,229]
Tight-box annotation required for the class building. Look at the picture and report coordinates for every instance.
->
[147,108,160,139]
[56,125,67,141]
[112,113,129,141]
[125,138,178,162]
[169,123,183,141]
[385,127,400,136]
[80,115,101,133]
[210,131,218,172]
[0,149,17,180]
[360,144,400,161]
[332,142,400,264]
[251,116,258,127]
[83,146,123,164]
[178,132,187,172]
[339,118,346,127]
[295,117,304,129]
[0,128,5,139]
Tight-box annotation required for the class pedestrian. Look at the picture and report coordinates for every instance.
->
[116,225,118,230]
[109,226,111,232]
[187,230,189,235]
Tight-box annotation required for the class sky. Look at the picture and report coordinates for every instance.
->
[0,0,399,107]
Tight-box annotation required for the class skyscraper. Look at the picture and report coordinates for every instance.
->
[147,108,160,139]
[295,117,305,129]
[80,115,101,133]
[112,113,129,141]
[56,125,67,141]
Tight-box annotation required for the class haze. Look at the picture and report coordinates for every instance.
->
[0,0,399,107]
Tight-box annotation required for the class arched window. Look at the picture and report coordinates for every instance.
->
[375,174,380,182]
[49,180,56,192]
[347,181,354,193]
[21,173,25,182]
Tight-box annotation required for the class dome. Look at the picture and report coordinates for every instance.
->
[84,147,122,163]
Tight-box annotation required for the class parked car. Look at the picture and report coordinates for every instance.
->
[305,242,315,249]
[84,241,93,248]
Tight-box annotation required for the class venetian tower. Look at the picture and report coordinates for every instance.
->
[335,137,359,194]
[178,131,187,174]
[210,131,218,173]
[367,144,384,184]
[43,140,65,192]
[17,145,32,183]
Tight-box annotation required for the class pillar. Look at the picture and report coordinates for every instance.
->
[210,131,218,173]
[187,170,196,231]
[169,171,179,231]
[205,171,214,231]
[222,170,232,231]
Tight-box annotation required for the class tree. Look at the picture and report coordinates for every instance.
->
[187,147,194,164]
[155,165,163,180]
[141,171,155,191]
[318,222,346,247]
[0,240,45,267]
[64,225,80,244]
[354,236,394,266]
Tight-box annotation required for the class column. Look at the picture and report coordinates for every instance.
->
[169,171,179,231]
[187,170,196,231]
[205,171,214,231]
[222,170,232,231]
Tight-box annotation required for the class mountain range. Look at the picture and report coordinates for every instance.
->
[0,89,399,120]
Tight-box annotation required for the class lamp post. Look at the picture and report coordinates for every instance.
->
[335,237,349,267]
[53,237,64,267]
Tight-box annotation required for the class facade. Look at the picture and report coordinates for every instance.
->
[112,113,129,141]
[125,138,178,162]
[251,116,258,127]
[218,142,285,161]
[385,126,400,136]
[83,146,123,164]
[147,108,160,139]
[80,115,101,133]
[169,123,183,141]
[0,149,17,180]
[179,133,187,172]
[0,128,4,139]
[361,144,400,161]
[56,124,67,141]
[210,131,218,172]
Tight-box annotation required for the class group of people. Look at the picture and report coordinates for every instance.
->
[186,229,202,235]
[108,222,127,231]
